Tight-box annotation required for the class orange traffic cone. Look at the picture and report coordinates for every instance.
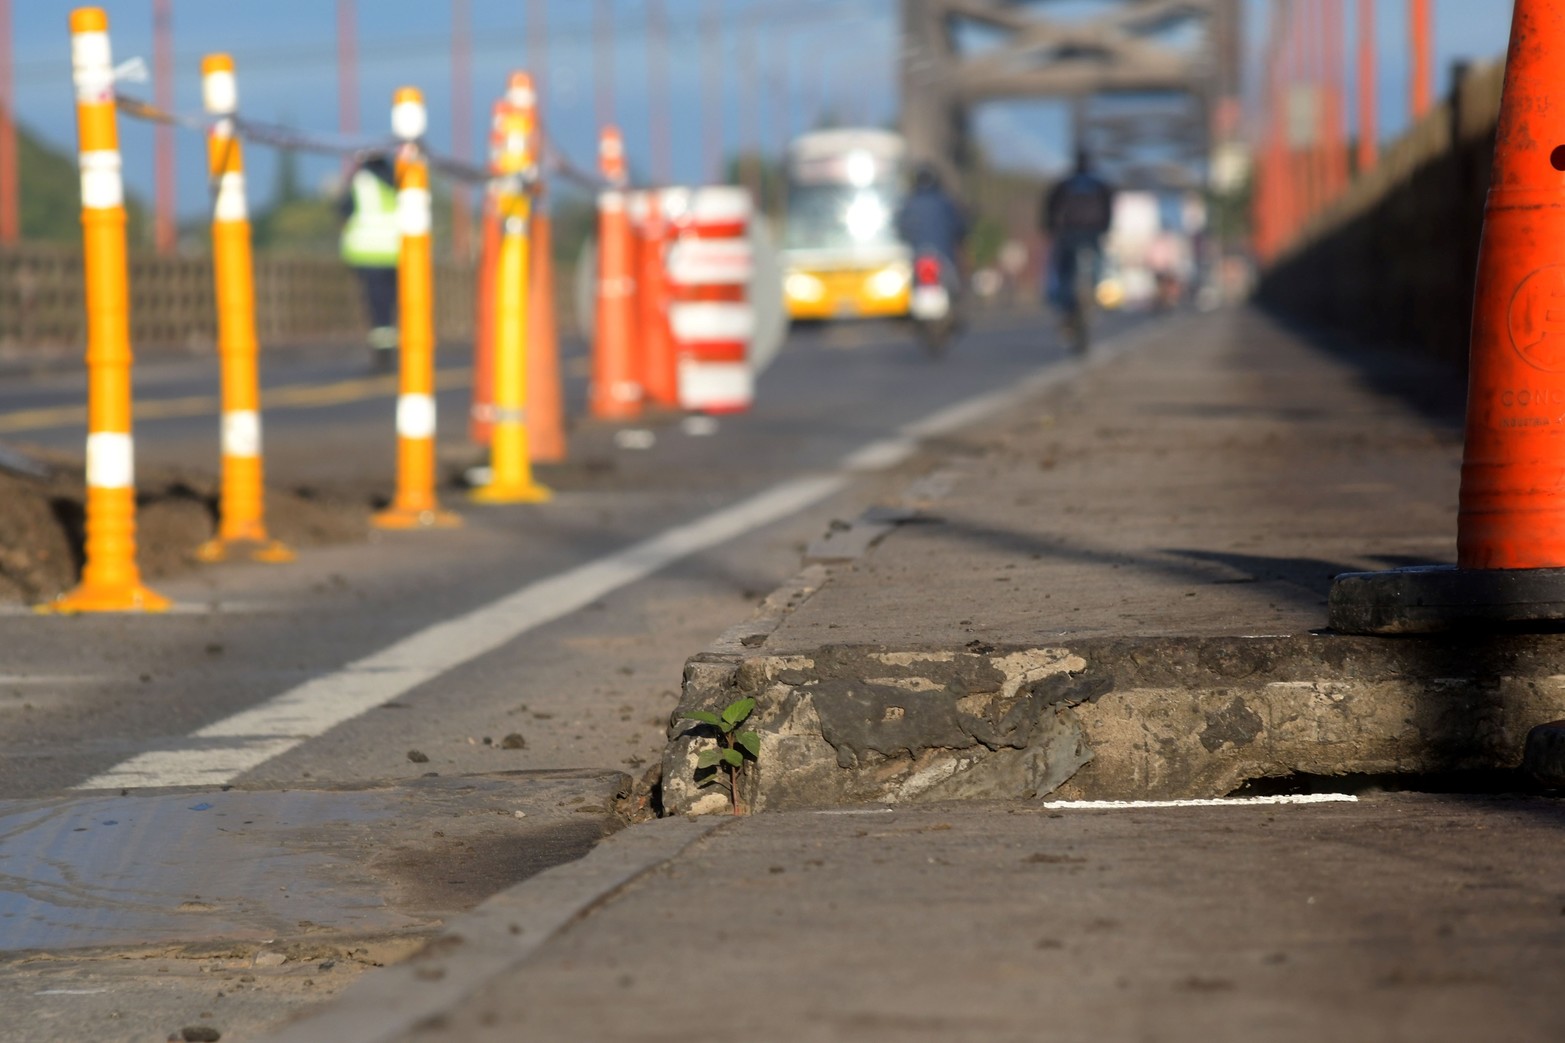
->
[470,191,499,446]
[527,208,567,462]
[590,126,642,420]
[1330,0,1565,633]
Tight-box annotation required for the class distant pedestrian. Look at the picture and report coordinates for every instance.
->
[339,154,400,371]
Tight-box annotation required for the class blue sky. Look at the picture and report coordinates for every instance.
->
[3,1,1515,216]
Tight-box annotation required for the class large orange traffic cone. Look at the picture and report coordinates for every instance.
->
[1457,0,1565,570]
[1330,0,1565,633]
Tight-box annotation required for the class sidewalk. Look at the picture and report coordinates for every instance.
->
[263,309,1565,1042]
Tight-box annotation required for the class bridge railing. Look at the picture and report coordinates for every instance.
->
[0,243,475,362]
[1256,60,1505,369]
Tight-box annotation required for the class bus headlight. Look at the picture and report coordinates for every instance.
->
[867,263,910,299]
[785,271,825,302]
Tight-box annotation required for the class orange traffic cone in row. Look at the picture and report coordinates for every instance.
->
[1330,0,1565,633]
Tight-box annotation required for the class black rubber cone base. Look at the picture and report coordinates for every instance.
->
[1329,564,1565,635]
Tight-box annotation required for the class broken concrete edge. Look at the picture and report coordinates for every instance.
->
[662,633,1565,815]
[1329,564,1565,634]
[257,814,732,1043]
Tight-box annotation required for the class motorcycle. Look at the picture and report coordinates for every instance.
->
[908,250,960,358]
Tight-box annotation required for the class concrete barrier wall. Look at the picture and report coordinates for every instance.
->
[0,245,476,364]
[1256,61,1505,370]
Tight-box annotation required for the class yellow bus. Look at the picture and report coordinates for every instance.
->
[781,129,911,321]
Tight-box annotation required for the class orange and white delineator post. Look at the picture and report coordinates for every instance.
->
[46,8,169,613]
[669,186,755,414]
[590,126,642,420]
[471,72,551,503]
[373,87,460,530]
[193,54,292,564]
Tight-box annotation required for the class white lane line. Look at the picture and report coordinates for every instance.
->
[75,474,848,791]
[1044,794,1360,810]
[75,328,1148,793]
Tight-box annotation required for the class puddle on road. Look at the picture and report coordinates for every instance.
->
[0,770,626,957]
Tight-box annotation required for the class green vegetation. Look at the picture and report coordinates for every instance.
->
[14,120,146,245]
[681,697,760,816]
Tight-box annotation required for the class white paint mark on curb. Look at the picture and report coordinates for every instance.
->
[1043,794,1360,810]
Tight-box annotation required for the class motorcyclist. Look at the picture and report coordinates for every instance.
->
[1041,149,1115,321]
[895,163,969,276]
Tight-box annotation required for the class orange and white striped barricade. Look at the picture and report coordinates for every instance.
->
[667,186,754,414]
[46,8,169,613]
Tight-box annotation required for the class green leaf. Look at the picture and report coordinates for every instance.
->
[722,698,756,726]
[721,748,745,767]
[696,749,723,769]
[681,711,722,728]
[736,731,761,758]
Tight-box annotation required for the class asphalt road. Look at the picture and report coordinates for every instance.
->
[0,309,1124,800]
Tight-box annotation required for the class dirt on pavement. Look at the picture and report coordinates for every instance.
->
[0,443,371,605]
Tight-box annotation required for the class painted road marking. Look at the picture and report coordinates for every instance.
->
[75,328,1142,791]
[0,367,471,434]
[1043,795,1360,810]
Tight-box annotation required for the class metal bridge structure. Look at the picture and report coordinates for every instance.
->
[899,0,1244,190]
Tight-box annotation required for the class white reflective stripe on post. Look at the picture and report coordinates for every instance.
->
[85,432,134,489]
[214,172,248,222]
[71,31,114,103]
[689,186,753,229]
[79,150,124,211]
[203,70,238,115]
[398,187,432,237]
[677,360,753,412]
[600,190,626,214]
[221,410,261,458]
[666,239,754,286]
[670,301,755,344]
[397,394,437,439]
[391,100,427,141]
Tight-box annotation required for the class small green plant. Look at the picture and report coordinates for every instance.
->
[681,697,759,815]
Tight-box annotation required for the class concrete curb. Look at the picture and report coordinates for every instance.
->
[660,317,1189,815]
[259,815,730,1043]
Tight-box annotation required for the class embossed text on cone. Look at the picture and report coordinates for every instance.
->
[45,8,169,614]
[1329,0,1565,634]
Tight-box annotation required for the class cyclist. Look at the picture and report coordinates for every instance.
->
[1041,150,1115,334]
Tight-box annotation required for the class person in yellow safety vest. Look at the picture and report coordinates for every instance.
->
[339,154,401,371]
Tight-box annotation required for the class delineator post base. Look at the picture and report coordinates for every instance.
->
[371,507,463,531]
[1329,564,1565,635]
[469,482,553,505]
[40,582,172,615]
[194,538,296,564]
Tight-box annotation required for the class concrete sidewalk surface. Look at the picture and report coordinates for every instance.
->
[260,309,1565,1042]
